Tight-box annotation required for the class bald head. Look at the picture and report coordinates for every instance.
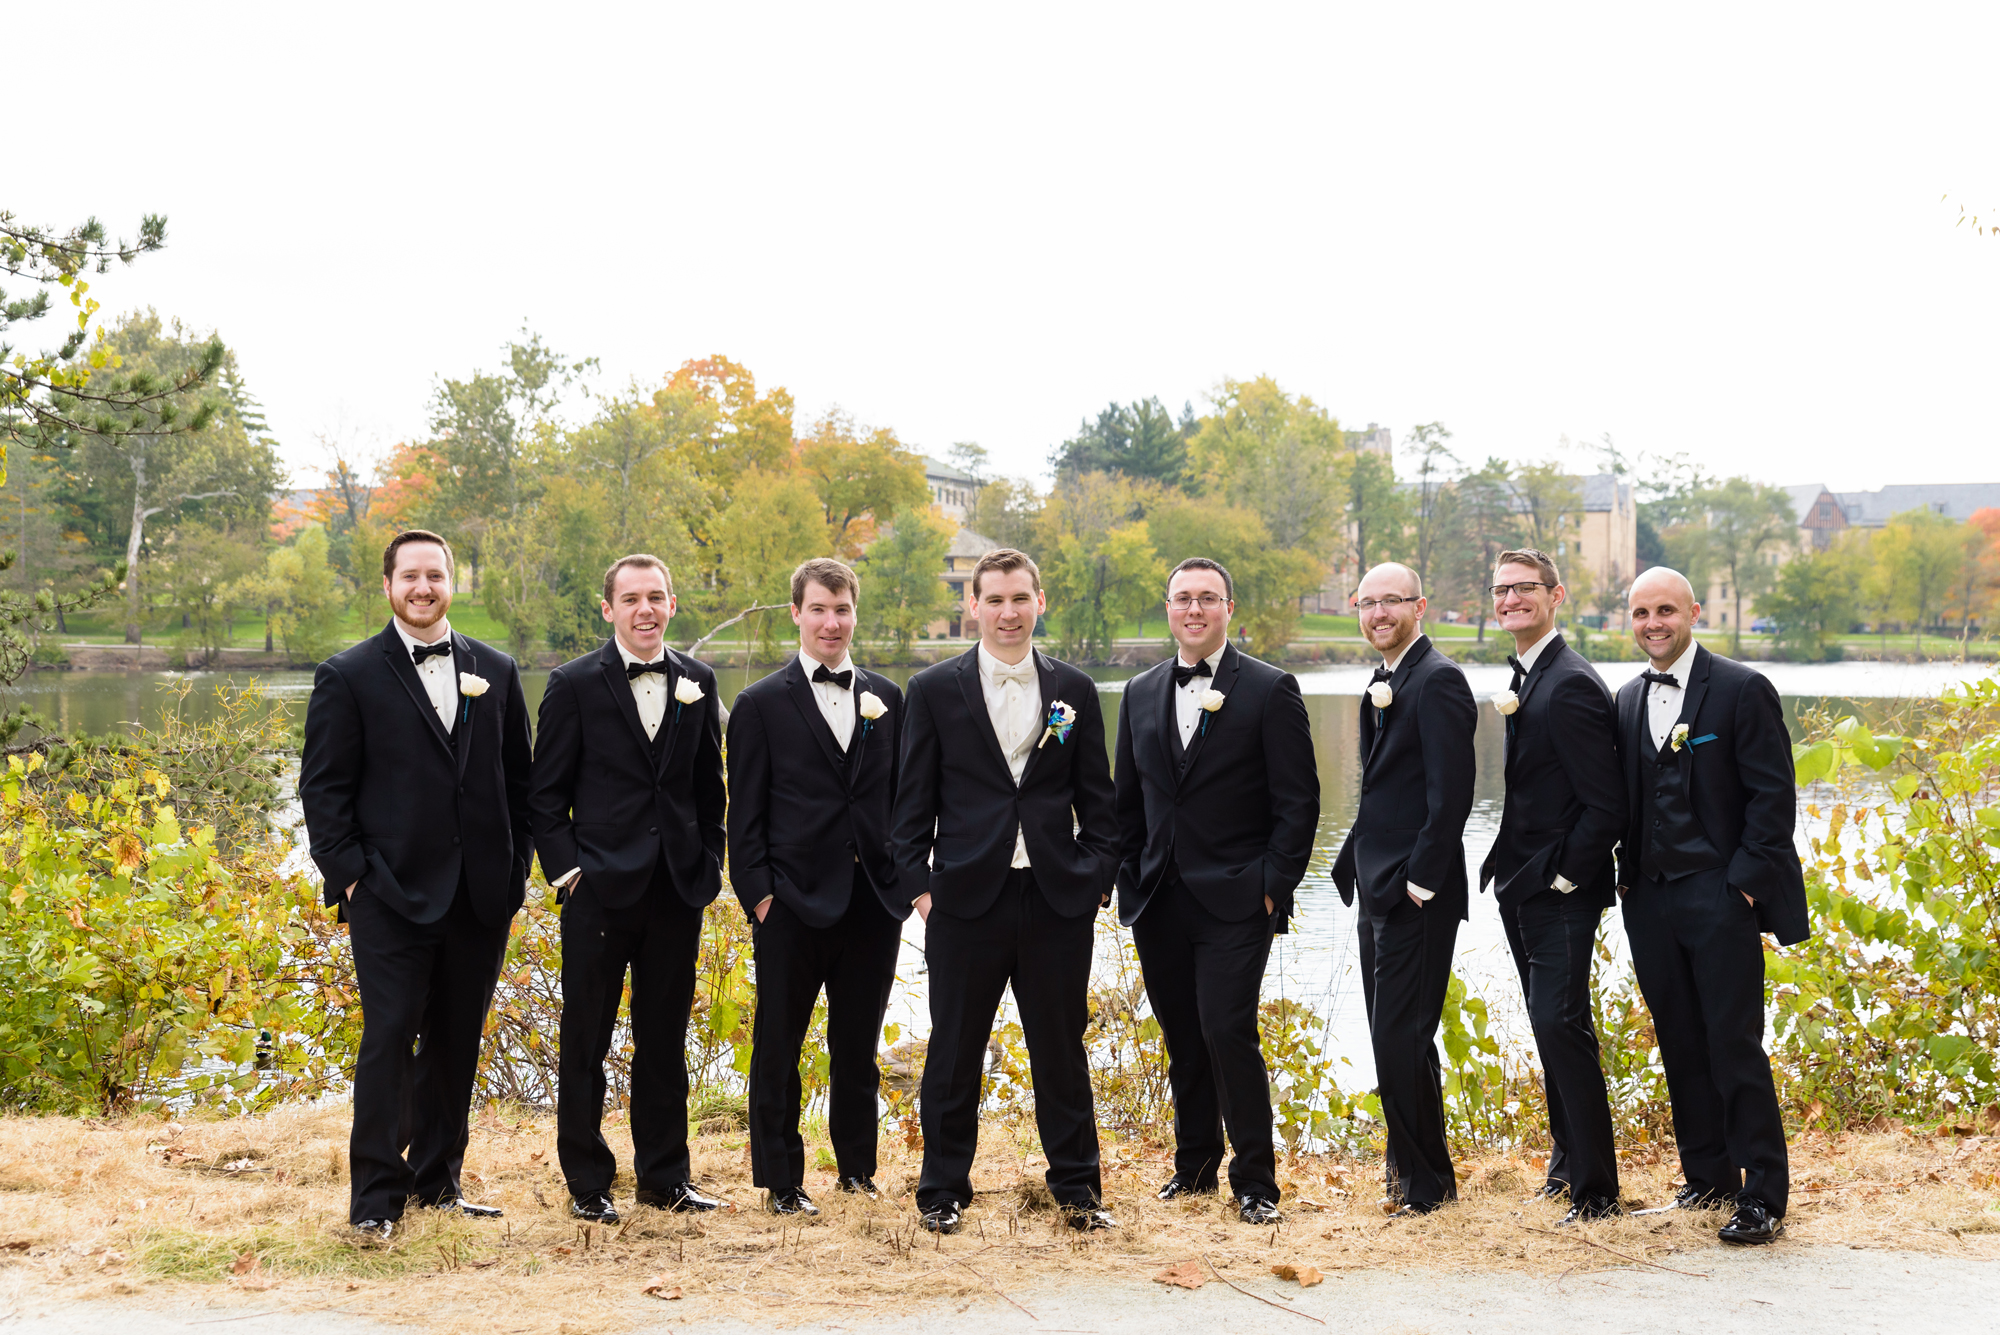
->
[1359,562,1422,599]
[1628,566,1699,666]
[1630,566,1695,606]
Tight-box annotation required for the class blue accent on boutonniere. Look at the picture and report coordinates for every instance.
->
[1045,704,1076,745]
[1687,733,1718,748]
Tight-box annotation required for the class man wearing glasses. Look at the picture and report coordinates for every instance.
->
[1481,549,1625,1224]
[1332,562,1476,1216]
[1113,558,1318,1225]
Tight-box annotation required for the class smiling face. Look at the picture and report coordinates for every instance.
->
[1166,566,1232,662]
[792,578,856,669]
[384,541,453,639]
[1492,560,1564,646]
[971,567,1045,664]
[1628,568,1699,667]
[601,563,675,659]
[1355,564,1426,660]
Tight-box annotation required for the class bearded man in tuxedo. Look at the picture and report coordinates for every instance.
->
[1615,567,1808,1245]
[1113,558,1317,1225]
[300,529,533,1243]
[1480,548,1625,1224]
[891,548,1119,1235]
[729,558,906,1216]
[1331,562,1477,1216]
[528,554,727,1226]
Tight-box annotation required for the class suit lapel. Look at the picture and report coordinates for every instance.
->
[1515,634,1563,711]
[1174,645,1236,790]
[955,648,1017,785]
[1620,675,1646,822]
[451,630,476,780]
[785,656,849,782]
[1017,650,1063,787]
[380,624,455,762]
[1677,645,1712,736]
[1365,636,1428,779]
[845,668,876,791]
[596,639,657,765]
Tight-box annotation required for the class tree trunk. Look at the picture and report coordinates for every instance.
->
[124,450,151,645]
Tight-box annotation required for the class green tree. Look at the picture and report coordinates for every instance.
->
[1187,376,1347,554]
[1696,477,1797,655]
[1757,539,1860,662]
[795,410,930,557]
[1443,458,1521,639]
[157,527,260,666]
[1872,507,1976,654]
[1148,495,1322,654]
[712,468,827,661]
[970,477,1042,553]
[1401,422,1459,609]
[861,507,957,656]
[1345,447,1409,578]
[228,526,349,665]
[1050,397,1193,485]
[1033,472,1162,661]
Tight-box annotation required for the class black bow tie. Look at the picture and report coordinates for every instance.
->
[1641,670,1680,689]
[627,659,670,680]
[1507,654,1527,691]
[411,641,451,665]
[1172,659,1213,688]
[812,664,854,690]
[1368,666,1393,685]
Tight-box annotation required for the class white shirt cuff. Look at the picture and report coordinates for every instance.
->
[550,867,580,888]
[1406,882,1435,902]
[1552,873,1576,894]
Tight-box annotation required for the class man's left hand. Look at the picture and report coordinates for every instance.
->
[1264,895,1274,915]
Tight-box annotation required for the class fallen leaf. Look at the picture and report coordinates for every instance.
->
[2,1241,31,1252]
[529,1151,545,1163]
[1153,1260,1207,1289]
[468,1259,498,1269]
[346,1283,361,1291]
[230,1252,258,1277]
[1272,1263,1324,1288]
[552,1246,573,1256]
[642,1277,683,1300]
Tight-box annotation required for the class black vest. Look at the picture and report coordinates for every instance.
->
[1641,740,1724,882]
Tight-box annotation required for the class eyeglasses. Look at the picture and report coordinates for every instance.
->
[1489,581,1554,599]
[1354,595,1416,611]
[1167,593,1229,611]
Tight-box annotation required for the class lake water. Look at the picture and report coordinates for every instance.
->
[7,656,1990,1093]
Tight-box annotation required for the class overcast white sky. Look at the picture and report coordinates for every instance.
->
[11,2,1998,493]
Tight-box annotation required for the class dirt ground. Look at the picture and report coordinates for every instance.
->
[2,1104,1997,1334]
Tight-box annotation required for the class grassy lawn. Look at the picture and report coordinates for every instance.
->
[53,598,515,651]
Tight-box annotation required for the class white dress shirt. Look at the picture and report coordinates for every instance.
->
[618,638,670,741]
[1173,644,1227,746]
[1513,623,1562,676]
[393,617,458,734]
[977,644,1040,869]
[1646,638,1701,751]
[801,649,857,751]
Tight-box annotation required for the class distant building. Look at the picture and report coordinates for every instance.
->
[922,456,979,523]
[931,524,1000,639]
[1573,472,1637,626]
[1344,423,1393,454]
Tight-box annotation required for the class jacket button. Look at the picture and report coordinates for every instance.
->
[649,826,658,835]
[1653,819,1661,828]
[452,836,461,845]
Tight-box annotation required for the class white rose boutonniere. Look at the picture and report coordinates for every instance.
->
[1491,689,1519,716]
[458,672,490,698]
[1198,689,1226,713]
[1367,681,1394,710]
[674,677,705,713]
[1670,722,1690,752]
[858,691,887,721]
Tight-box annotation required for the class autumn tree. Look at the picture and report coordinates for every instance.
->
[1147,494,1321,653]
[1032,472,1162,662]
[1187,376,1347,557]
[712,468,827,661]
[794,409,929,557]
[861,507,957,656]
[1871,507,1977,654]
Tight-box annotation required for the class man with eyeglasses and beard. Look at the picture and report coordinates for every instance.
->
[1331,562,1476,1217]
[1112,558,1317,1226]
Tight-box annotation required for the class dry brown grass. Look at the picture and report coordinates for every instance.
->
[2,1104,1998,1333]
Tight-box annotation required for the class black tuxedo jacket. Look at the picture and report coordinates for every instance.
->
[890,646,1118,920]
[727,657,906,927]
[1331,636,1478,920]
[1613,644,1810,945]
[1479,635,1624,909]
[300,622,533,927]
[527,639,726,910]
[1112,644,1319,931]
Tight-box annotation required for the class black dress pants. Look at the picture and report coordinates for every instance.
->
[1499,889,1620,1208]
[748,873,902,1189]
[556,870,704,1201]
[1357,895,1459,1207]
[1623,868,1789,1214]
[346,879,511,1223]
[1130,872,1276,1200]
[916,869,1101,1212]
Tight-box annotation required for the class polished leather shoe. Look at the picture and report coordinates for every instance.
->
[1718,1198,1784,1246]
[1062,1205,1120,1232]
[1388,1200,1445,1219]
[768,1187,820,1216]
[637,1183,723,1213]
[570,1194,620,1226]
[1558,1198,1623,1226]
[918,1201,962,1234]
[1157,1174,1218,1201]
[426,1196,503,1219]
[348,1218,395,1244]
[1526,1181,1569,1203]
[1238,1195,1283,1225]
[836,1175,880,1198]
[1632,1185,1735,1216]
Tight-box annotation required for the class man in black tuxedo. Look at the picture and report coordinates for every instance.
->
[891,548,1119,1235]
[1479,548,1626,1223]
[1331,562,1476,1216]
[528,554,728,1225]
[1114,558,1317,1225]
[1615,567,1808,1246]
[300,529,533,1242]
[728,558,906,1216]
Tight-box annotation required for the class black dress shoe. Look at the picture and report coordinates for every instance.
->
[1388,1200,1445,1219]
[1718,1198,1784,1246]
[348,1218,395,1244]
[1558,1198,1623,1226]
[1062,1205,1120,1232]
[836,1175,881,1198]
[637,1183,723,1213]
[426,1196,503,1219]
[918,1201,962,1234]
[768,1187,820,1216]
[1157,1174,1218,1201]
[1632,1186,1735,1217]
[1237,1195,1283,1225]
[570,1194,620,1225]
[1527,1181,1569,1203]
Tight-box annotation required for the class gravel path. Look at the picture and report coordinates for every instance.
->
[5,1246,1996,1333]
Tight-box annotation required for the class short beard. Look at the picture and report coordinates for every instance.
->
[393,591,448,631]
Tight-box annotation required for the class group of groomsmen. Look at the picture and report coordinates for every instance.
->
[299,527,1806,1250]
